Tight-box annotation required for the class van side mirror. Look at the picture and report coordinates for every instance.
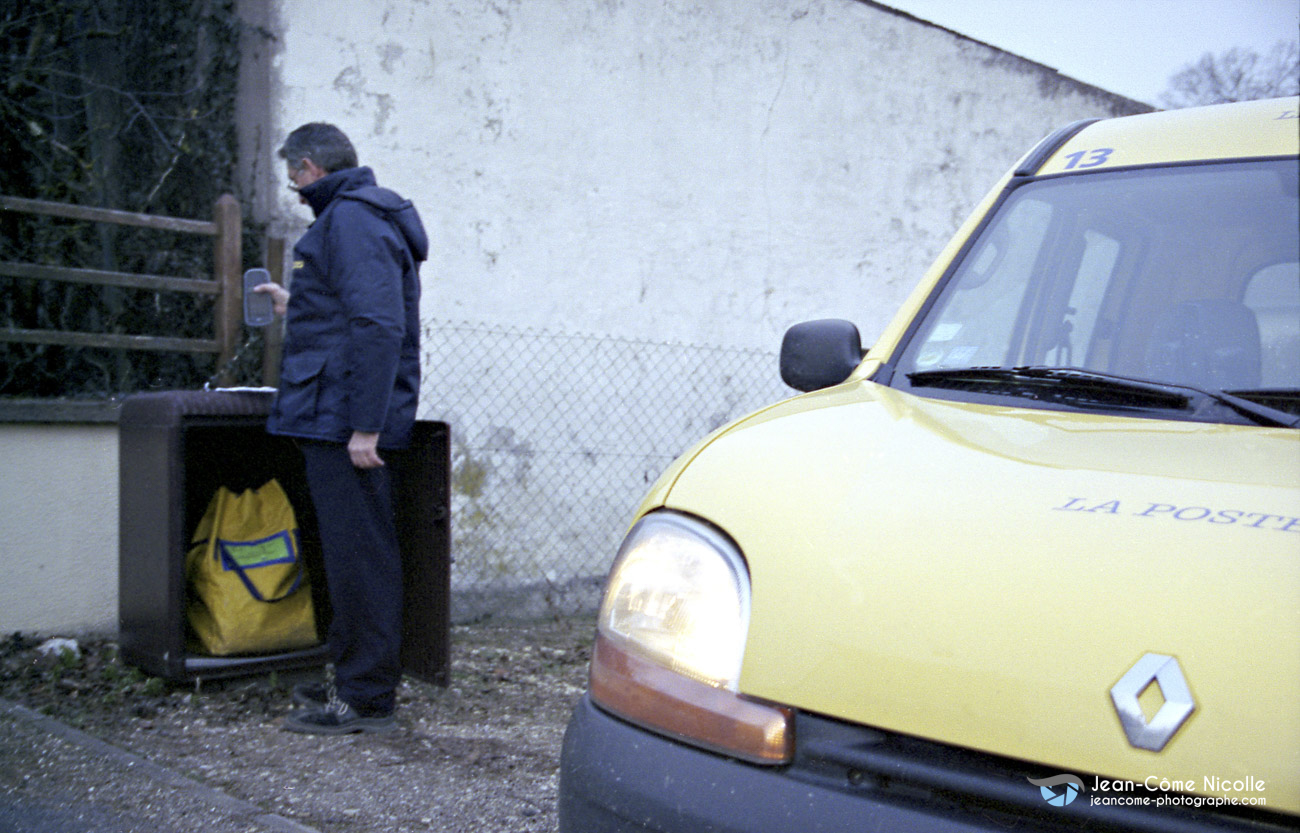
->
[780,319,863,392]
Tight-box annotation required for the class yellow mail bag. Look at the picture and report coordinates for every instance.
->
[185,479,318,656]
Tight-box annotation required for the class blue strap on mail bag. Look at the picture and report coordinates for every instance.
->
[185,479,318,656]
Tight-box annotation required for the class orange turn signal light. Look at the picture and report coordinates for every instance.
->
[588,632,794,766]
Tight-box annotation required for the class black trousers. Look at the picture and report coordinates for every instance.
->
[299,441,403,715]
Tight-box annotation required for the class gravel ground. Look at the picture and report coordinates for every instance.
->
[0,618,595,832]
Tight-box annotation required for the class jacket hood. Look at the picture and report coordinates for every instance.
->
[301,166,429,262]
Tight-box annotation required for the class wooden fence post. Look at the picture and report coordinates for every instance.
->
[213,194,241,386]
[261,235,286,387]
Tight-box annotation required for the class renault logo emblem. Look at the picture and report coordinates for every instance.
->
[1110,653,1195,751]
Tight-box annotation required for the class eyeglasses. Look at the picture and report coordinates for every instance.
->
[286,159,311,191]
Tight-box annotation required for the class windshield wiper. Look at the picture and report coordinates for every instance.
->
[907,366,1300,428]
[1191,387,1300,428]
[908,366,1191,409]
[1023,368,1300,427]
[1224,388,1300,414]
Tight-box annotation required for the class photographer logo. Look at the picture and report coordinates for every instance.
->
[1028,774,1085,807]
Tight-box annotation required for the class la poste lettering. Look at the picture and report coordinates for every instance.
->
[1055,498,1299,534]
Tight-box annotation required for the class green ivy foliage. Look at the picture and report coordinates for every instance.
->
[1,0,260,398]
[1,0,241,214]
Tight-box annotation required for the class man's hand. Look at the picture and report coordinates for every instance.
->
[348,431,385,469]
[252,282,290,316]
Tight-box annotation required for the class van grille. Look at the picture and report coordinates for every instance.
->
[788,712,1298,833]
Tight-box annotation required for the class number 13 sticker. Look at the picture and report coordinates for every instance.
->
[1062,148,1114,170]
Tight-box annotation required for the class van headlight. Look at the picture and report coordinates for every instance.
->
[589,511,793,765]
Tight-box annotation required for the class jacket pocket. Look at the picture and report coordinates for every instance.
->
[279,352,329,385]
[275,353,329,423]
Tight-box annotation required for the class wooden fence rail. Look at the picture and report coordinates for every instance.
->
[0,194,285,393]
[0,193,242,371]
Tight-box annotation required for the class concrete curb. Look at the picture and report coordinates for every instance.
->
[0,698,321,833]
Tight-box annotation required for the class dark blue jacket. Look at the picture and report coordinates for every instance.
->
[267,166,427,448]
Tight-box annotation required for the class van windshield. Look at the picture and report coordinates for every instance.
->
[892,159,1300,424]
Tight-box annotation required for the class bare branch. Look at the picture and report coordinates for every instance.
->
[1161,40,1300,108]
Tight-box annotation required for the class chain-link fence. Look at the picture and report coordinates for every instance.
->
[419,320,791,622]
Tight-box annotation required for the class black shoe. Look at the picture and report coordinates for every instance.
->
[291,681,331,709]
[282,697,396,735]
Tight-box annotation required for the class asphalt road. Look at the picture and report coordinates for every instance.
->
[0,699,318,833]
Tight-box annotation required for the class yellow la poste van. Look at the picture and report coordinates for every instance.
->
[560,97,1300,833]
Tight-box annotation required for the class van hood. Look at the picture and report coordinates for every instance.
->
[660,381,1300,812]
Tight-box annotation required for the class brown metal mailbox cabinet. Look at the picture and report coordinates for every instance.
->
[118,389,450,684]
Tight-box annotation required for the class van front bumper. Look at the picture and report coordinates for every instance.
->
[559,695,994,833]
[559,694,1295,833]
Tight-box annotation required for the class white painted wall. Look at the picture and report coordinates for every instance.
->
[253,0,1144,353]
[0,425,119,633]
